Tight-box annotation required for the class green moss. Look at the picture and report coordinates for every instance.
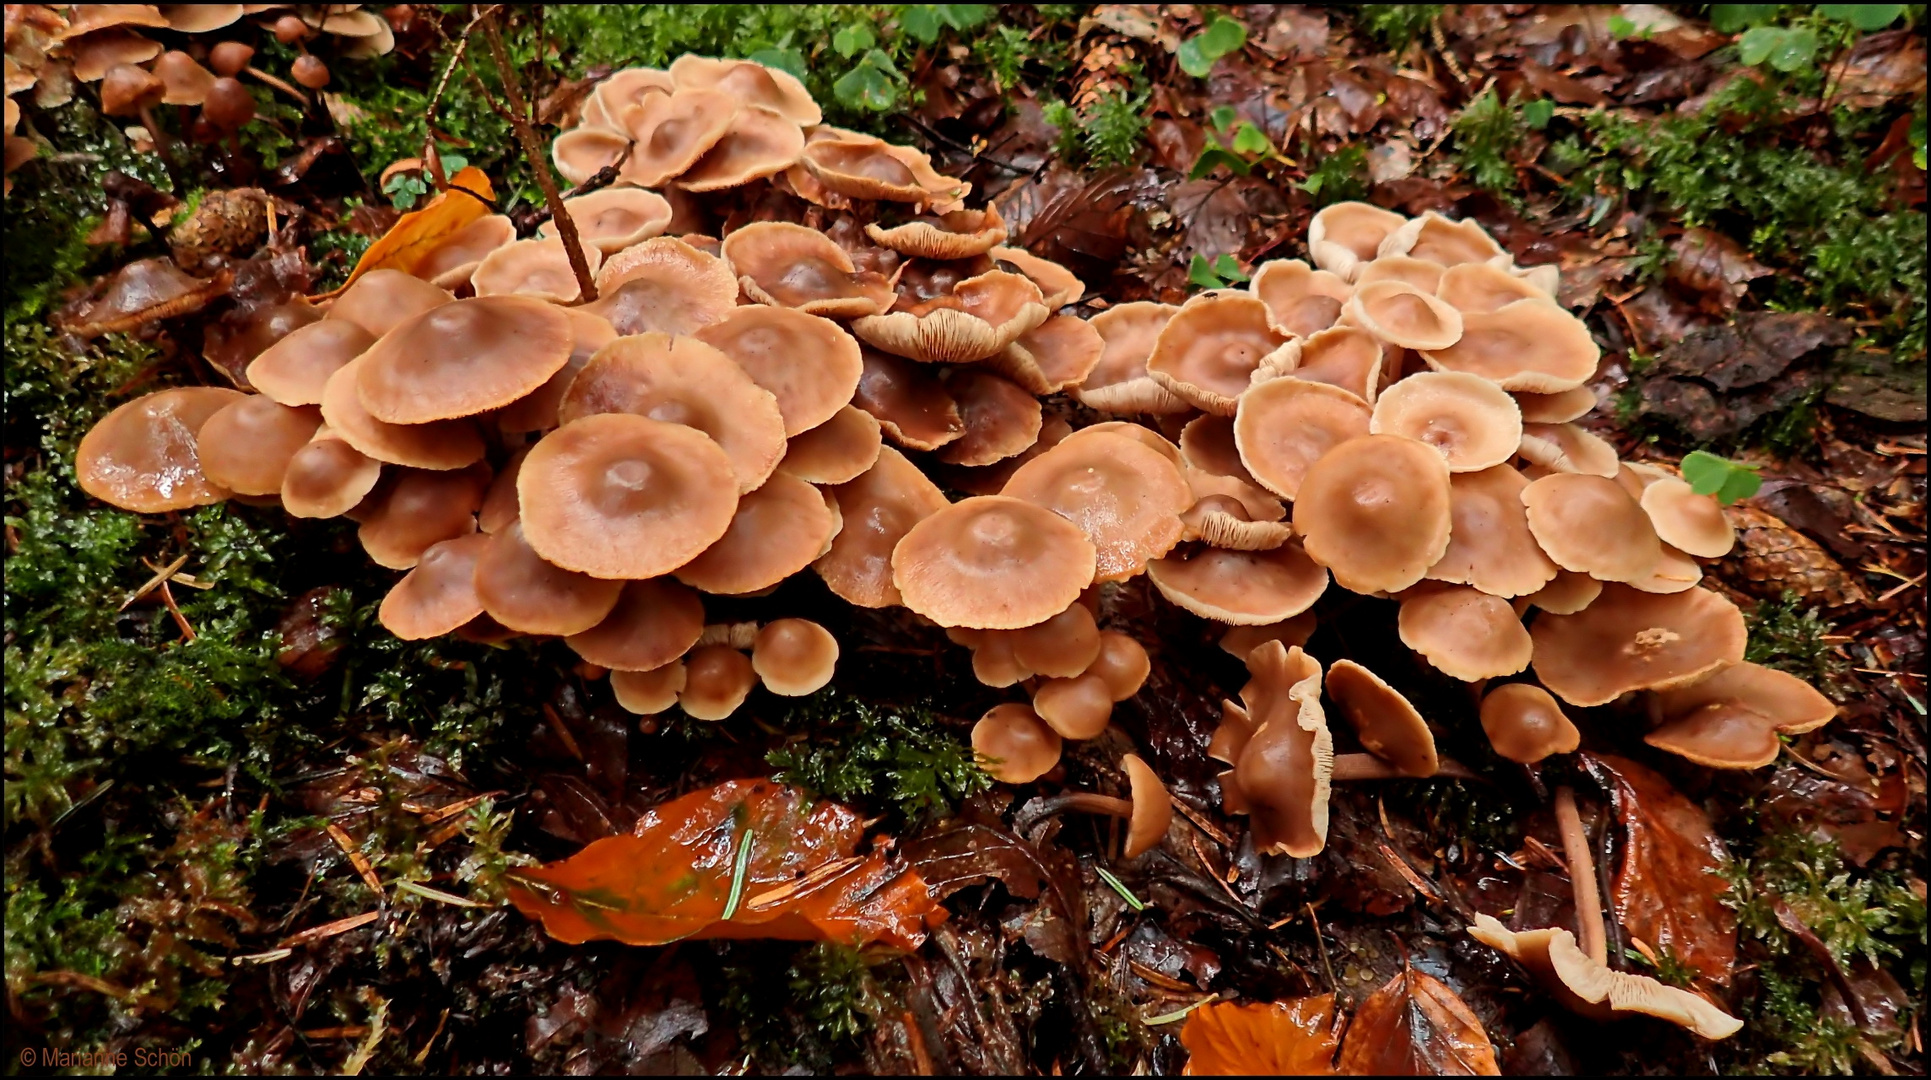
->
[1743,592,1843,682]
[1355,5,1443,53]
[717,942,893,1071]
[1451,86,1528,198]
[766,691,990,825]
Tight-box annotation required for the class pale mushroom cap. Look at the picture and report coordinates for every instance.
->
[722,221,894,317]
[247,319,375,407]
[1344,279,1464,352]
[1146,543,1329,625]
[1282,325,1385,403]
[328,269,454,338]
[669,54,821,126]
[973,703,1062,784]
[69,33,164,85]
[195,394,322,496]
[281,429,382,519]
[865,206,1008,261]
[497,308,618,435]
[1525,568,1603,615]
[1378,212,1504,266]
[320,356,487,470]
[612,660,688,716]
[672,473,839,595]
[1006,602,1102,679]
[584,67,677,132]
[1356,255,1446,294]
[1369,370,1522,472]
[1145,293,1288,415]
[77,386,245,512]
[161,4,244,32]
[988,314,1105,395]
[1034,672,1115,740]
[1233,377,1373,500]
[564,577,706,671]
[779,404,882,485]
[1419,299,1599,392]
[1478,683,1580,763]
[551,125,631,187]
[517,412,740,580]
[891,495,1097,630]
[1088,632,1151,702]
[1514,385,1597,424]
[1233,642,1332,858]
[617,87,739,187]
[989,245,1084,308]
[1001,430,1192,582]
[1626,542,1703,595]
[853,347,964,450]
[1530,584,1748,706]
[1643,701,1782,769]
[1325,659,1438,777]
[1521,473,1662,583]
[1307,202,1407,280]
[1424,464,1560,596]
[678,644,757,721]
[751,618,839,696]
[470,236,603,304]
[379,532,490,640]
[1517,421,1620,478]
[1639,478,1736,559]
[1653,661,1836,734]
[1121,754,1173,859]
[935,369,1043,467]
[539,187,673,254]
[415,214,517,290]
[1436,260,1550,314]
[357,296,575,424]
[1292,434,1453,594]
[1398,586,1533,681]
[587,237,739,336]
[802,132,968,205]
[678,105,806,191]
[1249,258,1351,338]
[1077,302,1190,413]
[693,306,864,437]
[814,445,949,608]
[473,520,624,635]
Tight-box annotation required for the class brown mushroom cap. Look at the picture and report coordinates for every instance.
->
[988,245,1084,308]
[328,269,454,338]
[1280,325,1385,403]
[1653,661,1836,735]
[355,463,490,570]
[582,67,676,131]
[587,237,739,337]
[1001,429,1192,582]
[1626,542,1703,595]
[1639,478,1735,559]
[414,213,517,290]
[1232,642,1332,857]
[892,495,1097,630]
[987,314,1105,395]
[1642,702,1782,769]
[693,306,863,437]
[281,428,382,518]
[1004,602,1102,679]
[612,661,687,716]
[1398,585,1533,680]
[1326,659,1438,777]
[193,394,322,496]
[1530,584,1747,706]
[76,386,245,512]
[779,404,882,485]
[1250,259,1352,338]
[563,577,706,671]
[1436,260,1551,314]
[1145,293,1289,415]
[853,269,1049,365]
[1521,473,1662,583]
[1292,434,1453,594]
[973,703,1062,783]
[801,131,967,205]
[1378,212,1504,267]
[1076,302,1190,413]
[615,87,738,187]
[967,632,1029,688]
[934,369,1042,467]
[1514,385,1597,424]
[678,643,757,720]
[558,332,786,494]
[1033,673,1114,739]
[1087,632,1151,702]
[1517,421,1620,478]
[1219,612,1318,659]
[678,105,805,191]
[722,221,895,317]
[377,532,490,640]
[866,205,1008,261]
[669,54,820,125]
[852,347,964,450]
[673,473,840,595]
[99,61,164,116]
[1120,754,1173,858]
[247,319,375,407]
[814,445,949,607]
[538,187,672,254]
[1425,464,1561,597]
[357,296,575,424]
[750,618,839,696]
[497,308,617,435]
[320,356,487,470]
[1524,568,1603,615]
[1368,370,1522,472]
[1356,255,1447,294]
[473,519,624,635]
[1233,377,1374,500]
[1146,543,1329,624]
[1468,915,1743,1039]
[551,125,631,187]
[1307,202,1408,279]
[1344,279,1464,352]
[1179,415,1281,520]
[470,236,603,303]
[151,49,215,106]
[1478,683,1580,763]
[1420,299,1598,392]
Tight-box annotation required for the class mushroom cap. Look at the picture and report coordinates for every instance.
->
[1524,568,1603,615]
[473,519,625,635]
[1145,293,1288,415]
[986,314,1105,395]
[377,532,491,640]
[1033,673,1114,739]
[1233,642,1332,858]
[779,404,882,485]
[973,703,1062,784]
[751,618,839,696]
[611,660,687,716]
[1398,585,1533,680]
[551,125,632,187]
[194,394,322,496]
[669,54,820,126]
[1420,299,1599,392]
[558,332,786,495]
[1517,421,1620,478]
[583,67,676,132]
[1530,584,1747,706]
[99,61,164,115]
[1146,543,1329,624]
[969,632,1031,688]
[1378,212,1504,267]
[497,308,617,435]
[616,87,738,187]
[247,319,375,407]
[853,270,1049,364]
[151,49,215,106]
[1292,434,1453,594]
[328,269,454,338]
[1514,385,1597,424]
[723,221,895,318]
[1121,754,1173,858]
[413,213,517,292]
[1077,302,1191,413]
[1233,377,1373,500]
[1639,478,1735,559]
[1087,631,1151,702]
[673,473,840,595]
[801,131,967,205]
[1369,370,1522,472]
[1425,464,1560,598]
[934,369,1042,467]
[477,446,525,533]
[1653,661,1836,735]
[678,105,806,191]
[1626,542,1703,595]
[1181,494,1293,550]
[539,187,673,255]
[1209,698,1257,770]
[678,644,757,721]
[1000,430,1190,582]
[891,495,1097,630]
[1218,612,1319,659]
[1344,280,1464,352]
[1280,325,1385,403]
[1436,260,1550,314]
[1642,702,1782,769]
[693,306,863,437]
[1062,419,1186,469]
[470,236,603,303]
[1356,255,1446,294]
[357,296,575,424]
[1325,659,1438,776]
[319,356,487,470]
[1005,602,1102,679]
[815,445,949,608]
[76,386,245,512]
[1521,473,1662,583]
[355,463,490,569]
[1478,683,1580,763]
[1307,201,1407,280]
[988,245,1084,308]
[518,413,740,580]
[1250,259,1351,338]
[1180,415,1273,493]
[866,206,1008,261]
[563,577,706,671]
[281,428,382,518]
[852,347,964,450]
[588,237,739,336]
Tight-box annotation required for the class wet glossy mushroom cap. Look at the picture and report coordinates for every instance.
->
[1514,385,1597,424]
[1250,259,1352,338]
[722,221,895,318]
[1479,683,1581,763]
[518,413,739,579]
[1639,478,1735,559]
[539,187,672,254]
[1233,377,1373,500]
[76,385,246,514]
[1120,754,1173,858]
[411,213,517,290]
[750,618,839,696]
[779,404,882,485]
[814,445,949,608]
[1076,302,1190,413]
[988,245,1084,309]
[357,296,575,424]
[559,332,786,494]
[1087,632,1151,701]
[1218,612,1318,659]
[328,268,455,338]
[355,463,490,569]
[1326,660,1438,777]
[551,125,632,187]
[1467,915,1743,1039]
[1356,255,1446,294]
[1398,585,1534,681]
[1292,434,1453,594]
[1425,464,1560,597]
[694,306,863,437]
[1369,370,1521,472]
[99,61,164,115]
[1653,661,1836,734]
[673,473,839,595]
[1280,325,1385,403]
[563,577,706,671]
[1146,543,1328,624]
[1420,299,1599,392]
[973,703,1062,784]
[987,314,1105,395]
[473,519,624,635]
[1517,421,1619,478]
[247,319,375,407]
[377,532,490,640]
[1521,473,1662,583]
[801,131,967,204]
[1033,673,1114,739]
[1344,280,1464,352]
[1530,584,1747,706]
[151,49,215,105]
[1378,212,1505,267]
[1146,293,1289,415]
[586,236,740,337]
[194,394,322,496]
[933,369,1042,467]
[497,308,618,435]
[614,87,738,187]
[1232,642,1332,857]
[1524,568,1602,615]
[1181,494,1293,550]
[1308,202,1407,280]
[1005,602,1102,679]
[1001,430,1192,582]
[281,428,382,518]
[854,269,1049,365]
[867,205,1008,260]
[669,54,820,125]
[1437,260,1550,314]
[678,644,757,720]
[678,105,805,191]
[470,237,602,303]
[612,660,687,716]
[852,347,963,450]
[892,495,1097,629]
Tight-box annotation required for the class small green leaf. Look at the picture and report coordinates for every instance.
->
[1766,26,1819,72]
[899,5,942,44]
[832,56,898,112]
[1188,254,1226,290]
[748,47,807,81]
[1607,14,1636,37]
[1680,450,1763,505]
[1522,98,1556,130]
[1301,173,1325,196]
[1710,4,1781,33]
[1187,146,1251,180]
[1818,3,1903,30]
[935,4,993,30]
[1230,121,1272,155]
[832,23,875,57]
[1211,253,1249,283]
[1738,25,1783,66]
[1093,865,1147,911]
[1209,104,1238,132]
[1177,14,1247,77]
[440,153,468,173]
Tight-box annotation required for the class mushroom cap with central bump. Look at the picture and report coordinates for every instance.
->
[517,412,740,580]
[248,319,375,407]
[1425,464,1560,598]
[1344,280,1464,351]
[892,495,1097,629]
[1398,585,1533,681]
[563,577,705,671]
[1121,754,1173,858]
[1076,302,1191,413]
[1436,260,1549,314]
[669,54,821,125]
[973,703,1062,784]
[1001,430,1192,582]
[752,618,839,696]
[693,306,863,437]
[356,296,574,424]
[779,404,882,485]
[1234,377,1373,500]
[1419,299,1599,392]
[1292,434,1452,594]
[473,520,625,635]
[1233,642,1332,858]
[379,532,490,640]
[678,644,757,720]
[615,87,738,187]
[1521,473,1662,583]
[77,386,246,512]
[1147,543,1329,625]
[1356,255,1446,294]
[989,245,1084,308]
[1369,370,1521,472]
[722,221,896,317]
[281,428,382,518]
[1639,478,1735,559]
[673,472,840,595]
[1325,659,1438,777]
[328,269,454,338]
[1145,293,1288,415]
[588,237,740,337]
[1250,258,1351,338]
[1530,584,1747,706]
[1479,683,1580,763]
[1307,201,1407,280]
[195,395,323,496]
[321,356,488,470]
[1377,211,1504,266]
[538,187,673,254]
[815,445,949,608]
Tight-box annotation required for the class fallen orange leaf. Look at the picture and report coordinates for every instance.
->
[327,165,495,294]
[1180,996,1341,1076]
[1337,966,1500,1076]
[506,779,946,951]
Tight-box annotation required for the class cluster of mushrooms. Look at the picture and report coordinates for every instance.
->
[71,54,1828,1040]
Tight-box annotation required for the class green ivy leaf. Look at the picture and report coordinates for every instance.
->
[748,47,808,82]
[1177,14,1247,78]
[440,153,469,174]
[832,53,899,112]
[832,23,875,58]
[1680,450,1764,505]
[1209,104,1238,132]
[935,4,993,30]
[1607,14,1637,37]
[1230,121,1272,155]
[1710,4,1782,33]
[1818,3,1904,30]
[1737,24,1783,66]
[1188,254,1226,289]
[1766,25,1819,72]
[1522,98,1556,130]
[900,6,942,44]
[1187,146,1251,180]
[1211,253,1249,283]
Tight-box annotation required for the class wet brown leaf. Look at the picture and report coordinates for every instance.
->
[1181,996,1342,1076]
[1336,967,1499,1076]
[1667,227,1772,313]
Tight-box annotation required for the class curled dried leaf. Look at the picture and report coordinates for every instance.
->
[1337,966,1500,1076]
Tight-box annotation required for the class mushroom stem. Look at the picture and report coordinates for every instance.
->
[243,65,310,106]
[1554,784,1608,966]
[1330,753,1481,781]
[1012,791,1131,835]
[136,105,182,191]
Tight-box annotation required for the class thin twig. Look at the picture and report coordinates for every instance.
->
[1554,784,1608,966]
